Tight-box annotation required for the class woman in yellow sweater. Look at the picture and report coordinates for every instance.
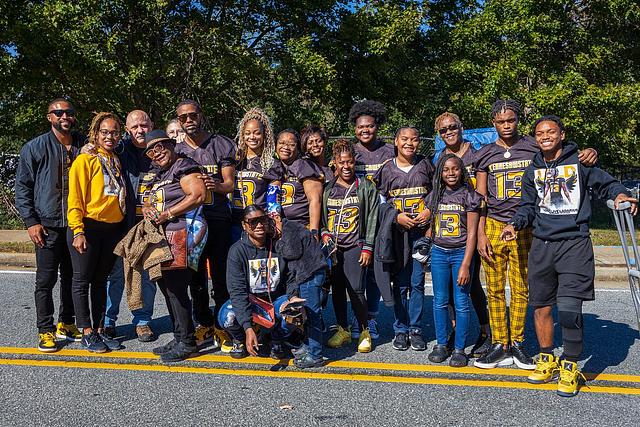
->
[67,112,126,353]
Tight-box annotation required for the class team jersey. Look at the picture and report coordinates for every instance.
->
[281,158,324,226]
[135,170,158,217]
[474,135,539,222]
[326,182,360,249]
[231,156,285,222]
[174,134,236,221]
[374,155,435,217]
[354,140,395,182]
[321,165,334,183]
[428,186,484,249]
[433,144,478,189]
[148,156,201,231]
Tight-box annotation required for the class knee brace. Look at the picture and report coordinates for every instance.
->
[557,297,584,360]
[558,310,583,330]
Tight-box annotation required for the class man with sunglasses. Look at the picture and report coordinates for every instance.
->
[174,100,236,350]
[16,97,86,352]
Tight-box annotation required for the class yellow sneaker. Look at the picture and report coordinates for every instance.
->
[357,328,372,353]
[527,353,559,384]
[194,325,215,346]
[214,327,233,353]
[56,322,82,342]
[557,360,586,397]
[37,332,57,352]
[327,326,351,348]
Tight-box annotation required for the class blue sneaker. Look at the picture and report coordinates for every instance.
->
[81,331,107,353]
[99,332,121,351]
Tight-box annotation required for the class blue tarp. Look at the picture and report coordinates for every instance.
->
[432,127,497,163]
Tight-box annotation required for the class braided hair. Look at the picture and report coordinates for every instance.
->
[88,112,122,145]
[331,138,355,161]
[235,108,276,172]
[428,153,469,220]
[348,100,387,125]
[491,99,521,118]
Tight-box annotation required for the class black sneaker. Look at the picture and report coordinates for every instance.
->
[160,341,198,363]
[511,341,536,370]
[392,333,409,351]
[98,332,121,351]
[230,340,248,359]
[471,330,492,358]
[270,342,288,360]
[428,344,451,363]
[449,349,468,367]
[153,339,177,356]
[294,354,325,369]
[81,331,107,353]
[473,343,513,369]
[409,332,426,351]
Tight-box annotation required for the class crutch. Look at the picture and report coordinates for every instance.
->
[606,200,640,331]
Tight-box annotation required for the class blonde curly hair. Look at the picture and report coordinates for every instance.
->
[88,112,122,145]
[235,107,276,172]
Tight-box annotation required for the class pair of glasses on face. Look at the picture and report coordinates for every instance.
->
[49,109,75,118]
[146,142,169,159]
[99,129,120,138]
[244,215,269,229]
[438,124,459,135]
[178,112,199,123]
[277,141,297,149]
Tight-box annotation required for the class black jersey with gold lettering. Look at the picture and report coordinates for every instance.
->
[281,158,324,226]
[326,182,360,249]
[174,134,236,221]
[474,136,538,222]
[374,155,435,216]
[135,170,158,218]
[354,140,395,182]
[232,156,285,222]
[428,186,484,249]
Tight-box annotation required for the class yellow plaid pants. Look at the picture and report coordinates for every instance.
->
[481,217,532,345]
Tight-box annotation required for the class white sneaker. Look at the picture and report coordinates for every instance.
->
[368,319,379,340]
[351,317,360,339]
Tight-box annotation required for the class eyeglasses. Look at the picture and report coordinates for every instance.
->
[244,215,269,229]
[99,129,121,138]
[277,141,298,149]
[146,142,169,159]
[178,112,199,123]
[48,109,75,117]
[438,124,459,135]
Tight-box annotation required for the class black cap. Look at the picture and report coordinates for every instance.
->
[143,129,175,156]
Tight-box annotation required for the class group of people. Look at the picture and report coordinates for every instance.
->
[15,96,637,397]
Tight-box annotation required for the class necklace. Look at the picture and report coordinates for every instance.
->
[446,142,470,158]
[496,140,513,159]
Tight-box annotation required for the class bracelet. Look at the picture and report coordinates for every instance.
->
[166,209,175,220]
[73,232,84,239]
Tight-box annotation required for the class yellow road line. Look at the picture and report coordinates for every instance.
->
[1,346,638,384]
[2,357,639,396]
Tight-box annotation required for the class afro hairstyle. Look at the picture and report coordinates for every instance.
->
[348,100,387,125]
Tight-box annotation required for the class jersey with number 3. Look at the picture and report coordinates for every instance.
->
[281,158,324,226]
[326,183,360,249]
[232,156,285,222]
[429,186,484,248]
[474,136,538,222]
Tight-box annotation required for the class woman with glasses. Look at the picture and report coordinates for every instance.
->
[276,129,324,236]
[67,112,126,353]
[141,130,208,362]
[301,125,333,182]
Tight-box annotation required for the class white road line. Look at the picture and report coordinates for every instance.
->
[0,270,36,274]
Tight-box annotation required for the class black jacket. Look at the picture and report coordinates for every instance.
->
[275,218,327,293]
[115,136,152,229]
[512,142,630,241]
[15,131,85,228]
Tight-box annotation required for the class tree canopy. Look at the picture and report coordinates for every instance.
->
[1,0,639,165]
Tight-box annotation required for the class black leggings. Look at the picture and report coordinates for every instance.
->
[449,252,489,326]
[331,246,368,330]
[67,220,121,330]
[157,268,196,346]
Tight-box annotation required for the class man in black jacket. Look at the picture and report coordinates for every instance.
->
[15,98,85,352]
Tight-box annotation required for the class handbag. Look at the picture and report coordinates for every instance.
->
[248,294,276,328]
[162,228,188,270]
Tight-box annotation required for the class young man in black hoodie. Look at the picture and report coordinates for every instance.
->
[501,115,637,397]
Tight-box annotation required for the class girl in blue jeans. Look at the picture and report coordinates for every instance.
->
[426,154,483,367]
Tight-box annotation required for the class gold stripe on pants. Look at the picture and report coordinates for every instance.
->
[481,216,532,345]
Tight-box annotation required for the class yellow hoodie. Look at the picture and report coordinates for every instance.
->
[67,148,124,236]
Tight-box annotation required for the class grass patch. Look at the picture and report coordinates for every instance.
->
[0,242,35,253]
[590,228,640,246]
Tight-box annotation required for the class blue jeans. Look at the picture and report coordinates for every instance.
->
[105,257,156,327]
[393,232,425,335]
[298,270,326,360]
[431,245,472,350]
[217,295,291,342]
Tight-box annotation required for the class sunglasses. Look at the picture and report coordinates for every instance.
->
[178,112,199,123]
[49,109,75,118]
[244,215,269,229]
[438,124,459,135]
[146,142,170,159]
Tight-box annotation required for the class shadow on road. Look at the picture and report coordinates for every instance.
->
[581,313,638,374]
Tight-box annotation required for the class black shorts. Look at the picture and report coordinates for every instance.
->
[527,236,595,307]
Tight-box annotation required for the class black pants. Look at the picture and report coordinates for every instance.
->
[67,220,121,329]
[331,246,369,330]
[192,218,231,327]
[157,268,196,346]
[35,226,75,333]
[448,252,490,326]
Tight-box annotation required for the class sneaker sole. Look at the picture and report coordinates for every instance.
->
[474,356,514,369]
[37,346,58,353]
[86,347,108,354]
[527,376,557,385]
[557,390,579,397]
[513,358,537,370]
[55,333,82,342]
[411,344,427,351]
[393,345,409,351]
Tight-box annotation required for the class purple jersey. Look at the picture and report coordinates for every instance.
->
[149,156,201,231]
[135,170,158,218]
[474,136,539,222]
[281,158,324,226]
[232,156,285,222]
[326,182,360,249]
[428,186,484,248]
[174,134,236,221]
[354,140,395,182]
[374,155,435,216]
[460,145,478,189]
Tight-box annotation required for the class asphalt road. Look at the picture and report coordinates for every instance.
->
[1,270,640,426]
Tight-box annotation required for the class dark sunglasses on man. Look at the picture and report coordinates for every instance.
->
[48,109,75,118]
[178,112,199,123]
[438,124,459,135]
[244,215,269,229]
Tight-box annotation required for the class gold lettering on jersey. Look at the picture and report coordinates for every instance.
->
[389,186,428,197]
[438,203,465,212]
[327,196,359,206]
[238,170,263,179]
[355,164,383,173]
[202,164,219,175]
[488,160,531,172]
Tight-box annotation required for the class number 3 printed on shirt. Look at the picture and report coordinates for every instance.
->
[327,207,358,234]
[233,179,256,209]
[495,171,524,200]
[281,183,295,206]
[437,213,460,237]
[393,196,426,215]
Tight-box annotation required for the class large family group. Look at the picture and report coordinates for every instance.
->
[15,97,637,398]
